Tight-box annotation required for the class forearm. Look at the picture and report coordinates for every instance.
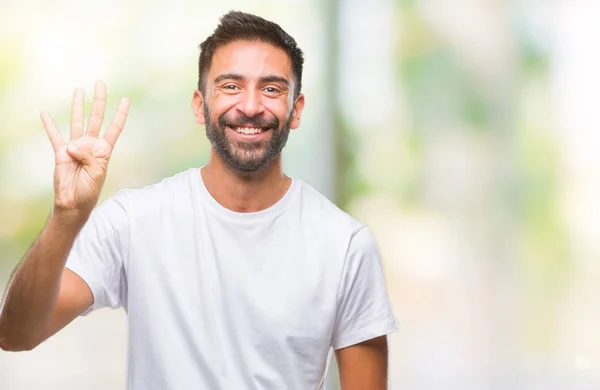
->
[0,212,85,350]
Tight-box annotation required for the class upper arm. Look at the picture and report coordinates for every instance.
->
[63,193,130,313]
[43,268,93,341]
[336,335,389,390]
[41,194,129,344]
[331,226,399,350]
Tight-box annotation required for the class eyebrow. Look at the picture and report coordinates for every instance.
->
[213,73,290,87]
[260,75,289,86]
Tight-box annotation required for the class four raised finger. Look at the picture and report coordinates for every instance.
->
[70,87,85,140]
[40,111,66,153]
[86,81,107,138]
[103,97,130,148]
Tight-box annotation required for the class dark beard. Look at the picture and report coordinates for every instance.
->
[204,104,292,173]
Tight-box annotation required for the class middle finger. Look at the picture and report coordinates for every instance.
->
[86,80,107,138]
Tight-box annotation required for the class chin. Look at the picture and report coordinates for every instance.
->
[227,155,276,173]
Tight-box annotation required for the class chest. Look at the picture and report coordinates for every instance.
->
[127,213,346,334]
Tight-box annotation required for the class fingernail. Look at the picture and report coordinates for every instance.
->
[68,143,78,152]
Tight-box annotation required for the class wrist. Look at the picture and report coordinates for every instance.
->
[49,207,90,232]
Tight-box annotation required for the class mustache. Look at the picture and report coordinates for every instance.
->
[219,113,280,130]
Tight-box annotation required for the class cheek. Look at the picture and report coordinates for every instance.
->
[262,99,291,122]
[211,95,240,117]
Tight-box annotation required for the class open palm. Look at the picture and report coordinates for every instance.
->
[41,81,130,215]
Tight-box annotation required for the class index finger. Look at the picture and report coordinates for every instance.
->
[41,111,66,152]
[103,97,130,148]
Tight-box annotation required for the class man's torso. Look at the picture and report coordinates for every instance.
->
[116,169,362,389]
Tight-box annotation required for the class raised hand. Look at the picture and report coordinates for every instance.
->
[41,81,129,221]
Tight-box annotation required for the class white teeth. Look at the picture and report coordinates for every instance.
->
[235,127,263,134]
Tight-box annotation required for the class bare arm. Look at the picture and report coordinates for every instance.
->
[0,82,129,351]
[336,335,389,390]
[0,216,92,351]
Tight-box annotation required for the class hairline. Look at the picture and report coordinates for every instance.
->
[200,38,300,98]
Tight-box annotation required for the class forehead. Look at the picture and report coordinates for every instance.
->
[209,40,292,82]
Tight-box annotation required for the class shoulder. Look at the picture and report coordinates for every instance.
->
[105,168,199,215]
[294,179,366,237]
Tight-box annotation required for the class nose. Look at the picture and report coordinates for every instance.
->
[237,89,265,118]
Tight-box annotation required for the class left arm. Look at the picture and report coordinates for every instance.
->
[332,226,398,389]
[336,335,389,390]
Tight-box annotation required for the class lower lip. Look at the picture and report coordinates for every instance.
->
[227,127,271,140]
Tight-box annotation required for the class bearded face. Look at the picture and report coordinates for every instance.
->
[203,104,293,172]
[193,41,305,172]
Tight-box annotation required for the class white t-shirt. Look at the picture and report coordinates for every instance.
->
[65,167,399,390]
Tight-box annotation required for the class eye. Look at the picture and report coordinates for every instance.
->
[263,86,282,95]
[218,84,242,95]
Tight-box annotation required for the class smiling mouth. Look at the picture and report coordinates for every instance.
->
[231,126,270,135]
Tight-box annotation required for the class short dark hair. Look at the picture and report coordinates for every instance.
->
[197,11,304,98]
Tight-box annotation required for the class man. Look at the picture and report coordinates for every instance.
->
[0,11,398,389]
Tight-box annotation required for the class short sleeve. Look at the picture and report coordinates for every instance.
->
[65,192,129,315]
[331,225,399,350]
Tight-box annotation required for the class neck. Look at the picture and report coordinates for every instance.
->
[201,151,291,213]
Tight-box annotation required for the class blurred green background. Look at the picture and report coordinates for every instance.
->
[2,0,600,389]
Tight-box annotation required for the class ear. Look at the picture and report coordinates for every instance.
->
[289,93,305,130]
[192,90,206,125]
